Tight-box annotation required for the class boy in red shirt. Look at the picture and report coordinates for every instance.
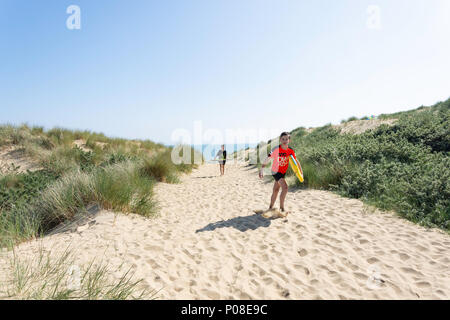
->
[259,132,298,214]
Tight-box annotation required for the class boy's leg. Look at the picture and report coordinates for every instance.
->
[279,178,288,211]
[270,181,281,209]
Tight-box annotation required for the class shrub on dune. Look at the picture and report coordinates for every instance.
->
[36,161,156,231]
[139,146,202,182]
[285,98,450,230]
[0,125,200,246]
[35,169,96,230]
[0,169,60,247]
[94,162,155,215]
[0,161,156,246]
[139,152,178,183]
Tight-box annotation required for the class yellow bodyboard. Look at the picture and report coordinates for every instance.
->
[289,155,304,183]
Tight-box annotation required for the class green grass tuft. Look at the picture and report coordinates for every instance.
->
[1,246,154,300]
[1,123,202,246]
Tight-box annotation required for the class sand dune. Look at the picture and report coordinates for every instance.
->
[1,162,449,299]
[0,146,42,174]
[333,118,397,134]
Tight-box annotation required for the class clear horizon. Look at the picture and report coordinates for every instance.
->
[1,0,449,145]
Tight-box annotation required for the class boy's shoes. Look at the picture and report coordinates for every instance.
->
[255,208,289,219]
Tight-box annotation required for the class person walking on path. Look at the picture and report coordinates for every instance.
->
[214,145,227,176]
[259,132,299,214]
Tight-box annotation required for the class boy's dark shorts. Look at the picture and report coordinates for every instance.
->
[219,161,226,165]
[272,172,286,181]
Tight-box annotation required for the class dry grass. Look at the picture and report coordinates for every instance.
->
[0,246,154,300]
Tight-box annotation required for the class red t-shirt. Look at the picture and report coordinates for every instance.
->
[268,145,297,174]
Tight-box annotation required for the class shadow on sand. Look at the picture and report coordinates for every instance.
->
[195,213,272,233]
[193,176,217,179]
[46,204,101,236]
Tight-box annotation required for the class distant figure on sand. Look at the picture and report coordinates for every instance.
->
[214,145,227,176]
[259,132,298,215]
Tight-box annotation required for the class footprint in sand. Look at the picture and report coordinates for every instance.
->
[366,257,379,264]
[201,289,221,299]
[129,253,141,260]
[294,264,311,276]
[415,244,428,251]
[353,272,368,281]
[400,267,423,276]
[279,232,291,241]
[416,281,432,289]
[281,289,290,298]
[398,252,410,261]
[144,245,163,252]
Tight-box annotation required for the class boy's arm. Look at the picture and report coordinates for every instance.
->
[259,156,271,178]
[260,156,271,168]
[259,147,277,178]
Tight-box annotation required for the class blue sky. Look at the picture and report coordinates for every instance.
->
[1,0,449,144]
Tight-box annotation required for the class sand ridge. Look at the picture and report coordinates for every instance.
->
[1,162,449,299]
[0,146,42,174]
[333,118,397,134]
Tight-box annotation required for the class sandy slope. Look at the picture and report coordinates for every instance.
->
[334,119,397,134]
[1,162,449,299]
[0,146,42,174]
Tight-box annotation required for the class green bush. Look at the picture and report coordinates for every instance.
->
[341,116,358,123]
[0,125,195,246]
[0,170,60,212]
[140,151,178,183]
[286,98,450,230]
[101,151,136,167]
[35,162,156,232]
[0,162,156,246]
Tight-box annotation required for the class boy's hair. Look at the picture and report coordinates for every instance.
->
[280,132,291,139]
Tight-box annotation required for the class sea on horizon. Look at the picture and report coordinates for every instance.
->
[194,143,257,161]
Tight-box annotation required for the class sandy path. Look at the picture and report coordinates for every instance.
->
[1,162,449,299]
